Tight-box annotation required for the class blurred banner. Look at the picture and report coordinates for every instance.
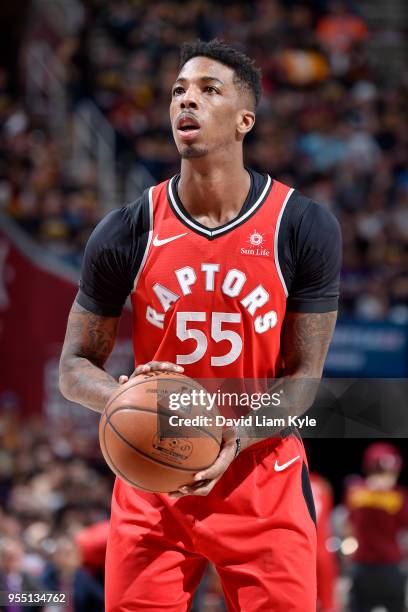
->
[325,319,408,377]
[0,215,133,422]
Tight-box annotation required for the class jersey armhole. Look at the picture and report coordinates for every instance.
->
[274,187,294,297]
[131,185,155,293]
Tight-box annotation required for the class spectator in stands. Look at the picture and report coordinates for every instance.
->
[345,443,408,612]
[75,521,109,578]
[316,1,368,57]
[0,537,43,612]
[42,535,104,612]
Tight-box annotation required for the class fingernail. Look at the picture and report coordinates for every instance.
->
[176,366,183,371]
[194,474,203,481]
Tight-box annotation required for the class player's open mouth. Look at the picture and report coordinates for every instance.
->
[179,125,200,132]
[176,114,201,139]
[177,127,201,141]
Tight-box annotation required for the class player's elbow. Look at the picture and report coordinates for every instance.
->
[59,373,70,401]
[58,352,76,401]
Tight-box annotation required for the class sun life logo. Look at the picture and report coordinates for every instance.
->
[248,230,264,247]
[241,229,270,256]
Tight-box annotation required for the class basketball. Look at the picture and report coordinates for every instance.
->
[99,371,222,492]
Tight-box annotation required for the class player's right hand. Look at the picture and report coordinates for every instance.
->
[118,361,184,384]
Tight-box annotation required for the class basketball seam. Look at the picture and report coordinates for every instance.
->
[107,404,221,445]
[105,375,206,410]
[104,415,218,473]
[102,418,157,491]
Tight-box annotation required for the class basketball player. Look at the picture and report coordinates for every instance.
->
[59,40,341,611]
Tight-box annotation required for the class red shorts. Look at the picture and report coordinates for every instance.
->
[105,432,317,611]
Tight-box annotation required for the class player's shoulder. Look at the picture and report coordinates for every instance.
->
[277,184,341,257]
[284,186,340,236]
[87,188,152,253]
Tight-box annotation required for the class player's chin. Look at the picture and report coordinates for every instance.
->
[179,144,208,159]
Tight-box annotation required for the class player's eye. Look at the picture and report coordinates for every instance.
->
[172,86,185,96]
[204,86,218,94]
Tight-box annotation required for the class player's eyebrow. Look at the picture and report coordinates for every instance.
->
[174,76,225,86]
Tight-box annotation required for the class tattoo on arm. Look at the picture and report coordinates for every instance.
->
[240,311,337,443]
[277,310,338,416]
[59,301,121,413]
[282,311,338,378]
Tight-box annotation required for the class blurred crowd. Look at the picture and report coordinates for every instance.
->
[0,412,110,611]
[0,0,407,319]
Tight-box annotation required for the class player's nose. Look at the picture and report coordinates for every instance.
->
[180,99,198,110]
[180,87,199,110]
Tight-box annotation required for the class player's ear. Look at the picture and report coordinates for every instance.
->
[236,109,255,140]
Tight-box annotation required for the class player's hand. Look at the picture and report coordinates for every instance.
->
[118,361,184,384]
[168,428,237,498]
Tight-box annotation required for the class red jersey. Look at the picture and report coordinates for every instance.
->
[78,169,340,367]
[131,176,292,379]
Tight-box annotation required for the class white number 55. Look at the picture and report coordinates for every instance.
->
[176,312,242,366]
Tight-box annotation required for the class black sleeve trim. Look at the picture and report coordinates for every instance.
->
[76,289,123,317]
[287,297,339,313]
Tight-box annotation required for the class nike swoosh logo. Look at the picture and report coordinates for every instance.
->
[153,233,187,246]
[274,455,300,472]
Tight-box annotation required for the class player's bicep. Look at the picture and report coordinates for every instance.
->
[281,310,337,378]
[61,298,120,367]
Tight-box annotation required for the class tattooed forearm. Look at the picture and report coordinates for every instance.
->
[59,301,121,413]
[239,311,337,446]
[282,311,338,378]
[65,302,119,365]
[273,310,337,417]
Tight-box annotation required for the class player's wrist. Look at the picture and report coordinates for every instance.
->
[234,436,241,457]
[235,433,261,452]
[222,427,241,457]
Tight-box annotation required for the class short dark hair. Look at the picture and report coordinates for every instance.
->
[179,39,262,108]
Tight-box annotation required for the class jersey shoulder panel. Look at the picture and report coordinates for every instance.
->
[77,189,153,316]
[278,189,342,313]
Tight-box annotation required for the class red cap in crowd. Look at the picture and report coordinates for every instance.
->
[363,442,403,474]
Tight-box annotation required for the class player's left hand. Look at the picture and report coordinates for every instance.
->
[168,428,237,498]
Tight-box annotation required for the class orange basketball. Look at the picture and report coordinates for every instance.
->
[99,371,222,493]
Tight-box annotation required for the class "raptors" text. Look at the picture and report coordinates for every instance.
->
[145,264,278,334]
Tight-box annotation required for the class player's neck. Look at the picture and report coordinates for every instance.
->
[178,157,250,227]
